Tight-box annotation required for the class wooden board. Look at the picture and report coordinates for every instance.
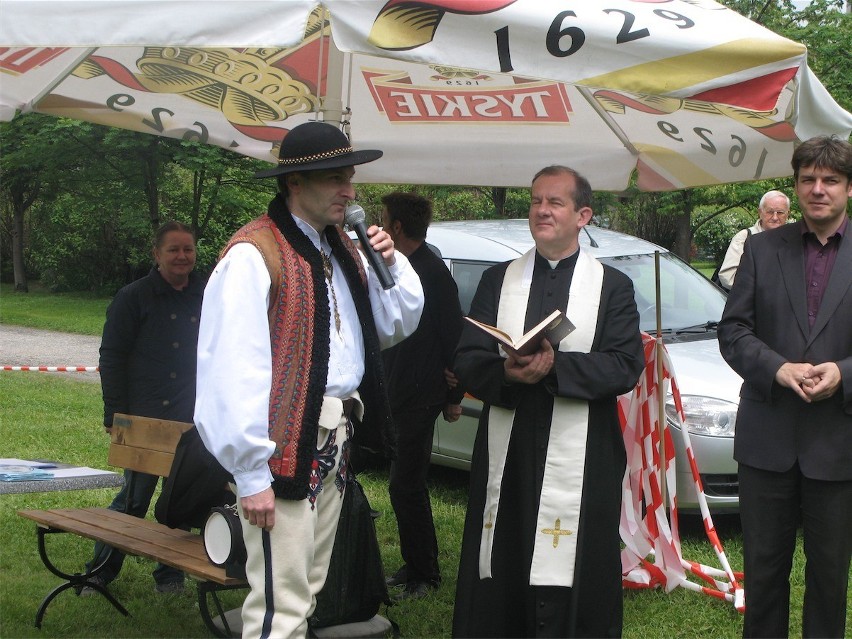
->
[18,507,245,586]
[107,413,194,476]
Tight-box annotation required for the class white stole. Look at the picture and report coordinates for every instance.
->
[479,248,604,587]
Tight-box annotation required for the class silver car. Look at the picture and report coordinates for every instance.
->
[425,219,741,513]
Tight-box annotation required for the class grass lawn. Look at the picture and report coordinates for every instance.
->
[1,287,837,638]
[1,283,110,336]
[692,261,716,279]
[2,372,760,638]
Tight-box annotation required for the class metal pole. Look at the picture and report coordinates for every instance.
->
[654,251,666,507]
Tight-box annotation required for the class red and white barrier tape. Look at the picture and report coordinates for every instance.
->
[3,366,99,372]
[618,332,745,612]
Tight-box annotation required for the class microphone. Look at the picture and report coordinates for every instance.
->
[344,204,395,290]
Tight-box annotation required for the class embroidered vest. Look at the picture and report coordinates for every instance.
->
[220,195,394,499]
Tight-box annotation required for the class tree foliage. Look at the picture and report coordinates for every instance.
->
[1,115,269,292]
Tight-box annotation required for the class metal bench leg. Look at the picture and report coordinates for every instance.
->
[32,526,130,628]
[197,582,247,638]
[35,579,129,628]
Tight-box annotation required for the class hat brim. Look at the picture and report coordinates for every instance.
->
[254,149,383,179]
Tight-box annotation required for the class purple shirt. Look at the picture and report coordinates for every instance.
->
[801,216,848,329]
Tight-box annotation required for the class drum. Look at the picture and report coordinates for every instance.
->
[203,504,246,578]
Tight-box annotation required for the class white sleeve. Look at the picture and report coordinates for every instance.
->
[194,243,275,498]
[718,230,748,289]
[363,250,424,349]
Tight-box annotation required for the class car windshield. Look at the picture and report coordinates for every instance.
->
[599,253,726,334]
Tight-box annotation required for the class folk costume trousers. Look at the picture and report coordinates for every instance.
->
[238,396,356,639]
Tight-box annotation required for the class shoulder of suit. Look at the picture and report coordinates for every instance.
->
[770,222,802,239]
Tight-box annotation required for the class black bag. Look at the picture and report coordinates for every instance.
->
[710,266,730,292]
[711,228,751,292]
[309,478,391,629]
[155,426,234,529]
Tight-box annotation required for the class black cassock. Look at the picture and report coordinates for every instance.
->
[452,252,643,638]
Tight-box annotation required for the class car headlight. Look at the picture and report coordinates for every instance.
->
[665,395,737,437]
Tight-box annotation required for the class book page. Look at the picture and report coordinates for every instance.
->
[465,310,574,357]
[464,316,515,345]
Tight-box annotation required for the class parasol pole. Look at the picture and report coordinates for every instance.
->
[28,48,98,109]
[654,251,666,508]
[315,4,347,131]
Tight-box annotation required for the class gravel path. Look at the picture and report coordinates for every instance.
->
[0,324,101,383]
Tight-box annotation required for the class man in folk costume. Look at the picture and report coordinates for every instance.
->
[194,121,423,639]
[452,165,644,638]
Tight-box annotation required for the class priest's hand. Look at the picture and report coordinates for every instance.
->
[444,367,459,389]
[504,339,554,385]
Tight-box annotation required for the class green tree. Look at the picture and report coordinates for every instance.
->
[158,141,271,274]
[0,116,115,291]
[0,115,46,291]
[1,113,274,291]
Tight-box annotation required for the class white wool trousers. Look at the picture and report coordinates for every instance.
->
[237,396,353,639]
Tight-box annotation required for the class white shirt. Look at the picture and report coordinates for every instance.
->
[718,220,764,289]
[194,216,423,497]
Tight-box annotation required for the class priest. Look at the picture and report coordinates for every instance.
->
[452,165,644,638]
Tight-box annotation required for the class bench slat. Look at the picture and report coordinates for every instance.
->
[111,414,194,452]
[19,508,244,586]
[106,446,175,478]
[107,414,194,476]
[90,511,212,567]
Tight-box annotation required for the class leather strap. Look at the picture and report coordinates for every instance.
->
[342,398,356,419]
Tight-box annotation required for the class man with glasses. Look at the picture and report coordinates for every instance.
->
[717,190,790,290]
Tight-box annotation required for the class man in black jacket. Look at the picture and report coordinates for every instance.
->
[380,192,465,600]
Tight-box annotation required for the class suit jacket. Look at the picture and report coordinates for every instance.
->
[718,220,852,481]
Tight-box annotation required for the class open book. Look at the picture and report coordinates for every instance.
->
[464,309,575,358]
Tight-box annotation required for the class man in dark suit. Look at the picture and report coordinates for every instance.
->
[380,191,466,601]
[718,135,852,639]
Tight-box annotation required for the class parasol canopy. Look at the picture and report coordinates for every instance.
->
[2,0,850,190]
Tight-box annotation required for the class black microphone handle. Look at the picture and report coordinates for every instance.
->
[351,222,396,290]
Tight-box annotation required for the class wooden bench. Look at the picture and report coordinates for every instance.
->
[18,413,247,637]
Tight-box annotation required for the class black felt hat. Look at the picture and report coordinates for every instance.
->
[254,121,382,178]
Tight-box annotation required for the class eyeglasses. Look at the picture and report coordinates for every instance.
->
[763,210,789,218]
